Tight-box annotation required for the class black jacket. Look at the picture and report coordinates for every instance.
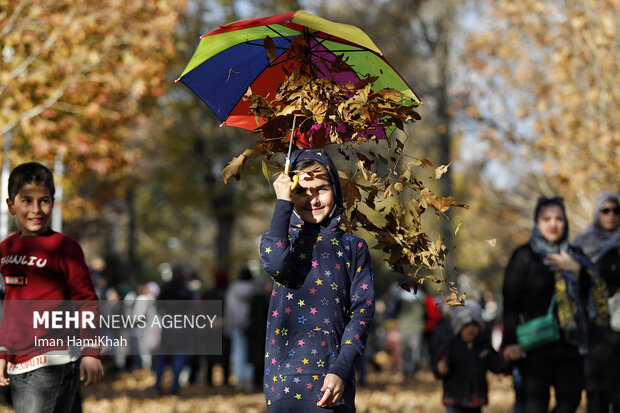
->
[433,335,505,408]
[502,244,590,347]
[585,247,620,392]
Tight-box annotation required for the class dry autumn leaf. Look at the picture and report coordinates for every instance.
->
[421,188,468,214]
[1,0,181,215]
[435,163,451,179]
[221,149,255,183]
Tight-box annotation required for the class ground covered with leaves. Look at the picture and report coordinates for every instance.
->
[0,363,589,412]
[0,367,516,413]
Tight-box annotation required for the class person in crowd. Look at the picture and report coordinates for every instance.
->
[102,287,128,372]
[90,256,108,300]
[502,196,609,413]
[247,272,272,392]
[573,191,620,413]
[422,285,444,370]
[396,286,425,378]
[153,265,193,395]
[0,162,103,412]
[133,281,160,369]
[260,149,375,412]
[383,319,403,375]
[433,300,506,413]
[225,267,255,392]
[202,269,231,387]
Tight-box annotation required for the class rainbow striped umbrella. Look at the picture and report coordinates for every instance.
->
[177,10,420,142]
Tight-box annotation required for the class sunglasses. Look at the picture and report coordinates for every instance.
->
[600,207,620,215]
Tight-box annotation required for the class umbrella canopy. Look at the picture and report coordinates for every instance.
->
[177,10,420,142]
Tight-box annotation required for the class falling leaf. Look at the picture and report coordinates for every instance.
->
[221,149,255,183]
[339,175,362,209]
[454,219,462,236]
[435,163,451,179]
[421,188,468,214]
[264,36,276,62]
[261,160,270,182]
[485,239,497,247]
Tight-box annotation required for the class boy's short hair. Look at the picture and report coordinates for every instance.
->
[8,162,55,201]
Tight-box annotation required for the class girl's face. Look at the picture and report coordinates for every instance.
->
[599,200,620,231]
[537,204,566,244]
[291,165,334,225]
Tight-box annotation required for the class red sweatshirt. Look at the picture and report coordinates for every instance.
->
[0,228,99,372]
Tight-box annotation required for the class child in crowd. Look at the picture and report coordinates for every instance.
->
[260,149,375,412]
[0,162,103,412]
[433,300,506,413]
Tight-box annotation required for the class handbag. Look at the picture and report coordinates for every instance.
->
[516,293,560,351]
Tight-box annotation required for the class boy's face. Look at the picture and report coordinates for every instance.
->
[460,322,481,343]
[6,183,53,236]
[291,165,334,224]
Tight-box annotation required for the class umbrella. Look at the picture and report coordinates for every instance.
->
[175,11,449,281]
[177,10,420,137]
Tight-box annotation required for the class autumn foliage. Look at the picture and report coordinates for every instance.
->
[462,0,619,215]
[0,0,183,212]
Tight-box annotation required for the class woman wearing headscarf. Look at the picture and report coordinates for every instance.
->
[502,197,609,413]
[573,192,620,413]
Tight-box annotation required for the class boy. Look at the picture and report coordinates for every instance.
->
[0,162,103,412]
[260,149,375,412]
[433,300,506,413]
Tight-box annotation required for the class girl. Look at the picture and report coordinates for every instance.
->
[260,149,375,412]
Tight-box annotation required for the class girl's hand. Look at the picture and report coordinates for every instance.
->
[545,250,581,275]
[273,173,294,201]
[317,373,344,408]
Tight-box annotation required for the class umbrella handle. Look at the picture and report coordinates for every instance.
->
[285,115,299,190]
[284,162,299,189]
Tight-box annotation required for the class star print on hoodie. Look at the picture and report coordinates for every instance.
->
[260,149,375,410]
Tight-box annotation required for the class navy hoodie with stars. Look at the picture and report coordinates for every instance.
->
[260,149,375,411]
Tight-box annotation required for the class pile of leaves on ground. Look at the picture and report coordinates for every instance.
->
[0,366,519,413]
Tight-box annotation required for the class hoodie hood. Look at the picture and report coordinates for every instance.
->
[450,300,483,335]
[289,148,344,231]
